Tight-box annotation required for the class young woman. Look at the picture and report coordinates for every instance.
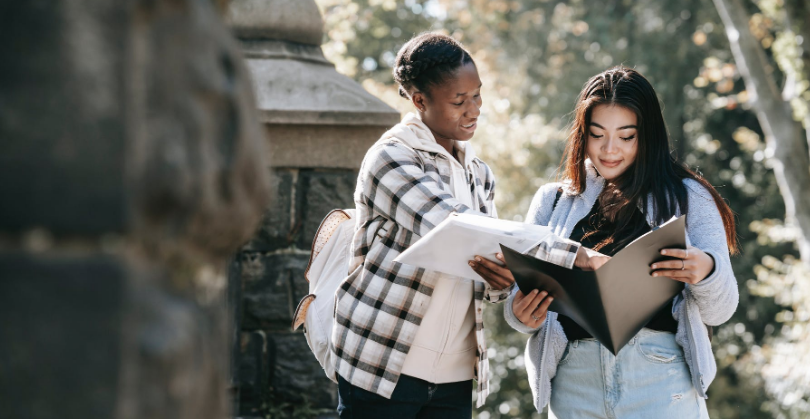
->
[472,67,738,418]
[330,33,583,419]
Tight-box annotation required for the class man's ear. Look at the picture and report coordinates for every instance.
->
[411,91,427,113]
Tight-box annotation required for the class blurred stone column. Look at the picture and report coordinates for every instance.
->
[0,1,269,419]
[224,1,399,417]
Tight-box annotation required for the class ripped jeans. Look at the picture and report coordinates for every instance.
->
[549,328,710,419]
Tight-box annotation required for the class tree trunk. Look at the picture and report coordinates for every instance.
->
[713,0,810,264]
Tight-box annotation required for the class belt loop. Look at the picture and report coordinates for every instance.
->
[572,340,579,348]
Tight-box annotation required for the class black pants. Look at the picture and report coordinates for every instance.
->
[337,374,473,419]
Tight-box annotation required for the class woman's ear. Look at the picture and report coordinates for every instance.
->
[411,91,427,113]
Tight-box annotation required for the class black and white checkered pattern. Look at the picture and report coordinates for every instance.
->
[332,137,577,407]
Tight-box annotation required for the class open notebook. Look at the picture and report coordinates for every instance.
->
[501,215,687,354]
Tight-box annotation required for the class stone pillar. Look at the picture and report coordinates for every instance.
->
[0,1,269,419]
[224,1,400,417]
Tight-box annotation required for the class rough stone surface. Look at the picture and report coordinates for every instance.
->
[236,331,270,417]
[225,1,397,416]
[227,255,244,414]
[225,0,323,45]
[296,170,358,249]
[241,170,295,252]
[246,57,401,126]
[116,267,231,419]
[265,125,390,169]
[0,1,127,235]
[240,252,309,330]
[268,332,338,410]
[0,253,125,419]
[127,0,271,262]
[0,0,271,254]
[0,1,270,419]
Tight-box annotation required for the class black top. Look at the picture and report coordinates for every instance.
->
[558,198,678,341]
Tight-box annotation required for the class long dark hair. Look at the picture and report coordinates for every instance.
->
[560,67,738,253]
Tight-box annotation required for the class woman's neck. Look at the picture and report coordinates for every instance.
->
[432,134,454,155]
[423,122,463,162]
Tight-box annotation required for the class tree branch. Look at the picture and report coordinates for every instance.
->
[713,0,810,263]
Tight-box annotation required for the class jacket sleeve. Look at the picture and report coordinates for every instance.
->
[484,282,514,303]
[525,183,580,268]
[683,180,739,326]
[483,162,498,218]
[527,235,580,269]
[357,142,481,237]
[525,183,558,226]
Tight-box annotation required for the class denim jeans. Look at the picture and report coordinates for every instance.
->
[337,374,472,419]
[549,328,710,419]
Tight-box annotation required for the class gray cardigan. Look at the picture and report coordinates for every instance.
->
[505,162,739,412]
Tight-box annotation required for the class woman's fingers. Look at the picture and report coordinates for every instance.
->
[650,259,690,271]
[652,246,713,285]
[512,288,553,326]
[526,291,552,325]
[531,292,555,317]
[470,261,510,289]
[659,248,688,259]
[473,254,512,277]
[469,254,515,290]
[514,289,539,312]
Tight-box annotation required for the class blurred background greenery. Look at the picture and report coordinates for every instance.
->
[313,0,810,417]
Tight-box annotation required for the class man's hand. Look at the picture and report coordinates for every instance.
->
[574,246,610,271]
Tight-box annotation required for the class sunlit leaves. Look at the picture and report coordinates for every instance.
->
[314,0,809,416]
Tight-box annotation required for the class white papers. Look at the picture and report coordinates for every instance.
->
[394,213,553,281]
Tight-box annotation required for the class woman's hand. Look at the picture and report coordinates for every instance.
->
[650,245,714,284]
[574,246,611,271]
[468,253,515,290]
[512,289,554,327]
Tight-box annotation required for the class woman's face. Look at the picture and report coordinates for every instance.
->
[586,104,639,180]
[414,62,482,142]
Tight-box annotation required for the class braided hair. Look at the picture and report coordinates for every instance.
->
[393,32,475,99]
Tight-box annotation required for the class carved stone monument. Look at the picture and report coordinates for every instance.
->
[0,1,269,418]
[224,1,400,417]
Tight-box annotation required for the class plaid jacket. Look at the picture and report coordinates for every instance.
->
[331,114,578,407]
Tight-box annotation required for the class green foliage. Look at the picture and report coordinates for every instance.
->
[316,0,810,417]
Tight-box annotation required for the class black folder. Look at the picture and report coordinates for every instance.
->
[500,215,687,355]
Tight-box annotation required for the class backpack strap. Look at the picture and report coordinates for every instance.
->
[553,187,563,211]
[304,209,354,282]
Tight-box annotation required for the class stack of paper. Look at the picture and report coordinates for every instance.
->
[394,213,552,281]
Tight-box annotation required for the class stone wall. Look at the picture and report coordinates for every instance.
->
[0,1,269,418]
[224,2,399,416]
[232,164,380,418]
[234,167,357,417]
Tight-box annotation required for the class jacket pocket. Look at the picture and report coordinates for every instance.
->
[636,331,685,364]
[557,342,574,366]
